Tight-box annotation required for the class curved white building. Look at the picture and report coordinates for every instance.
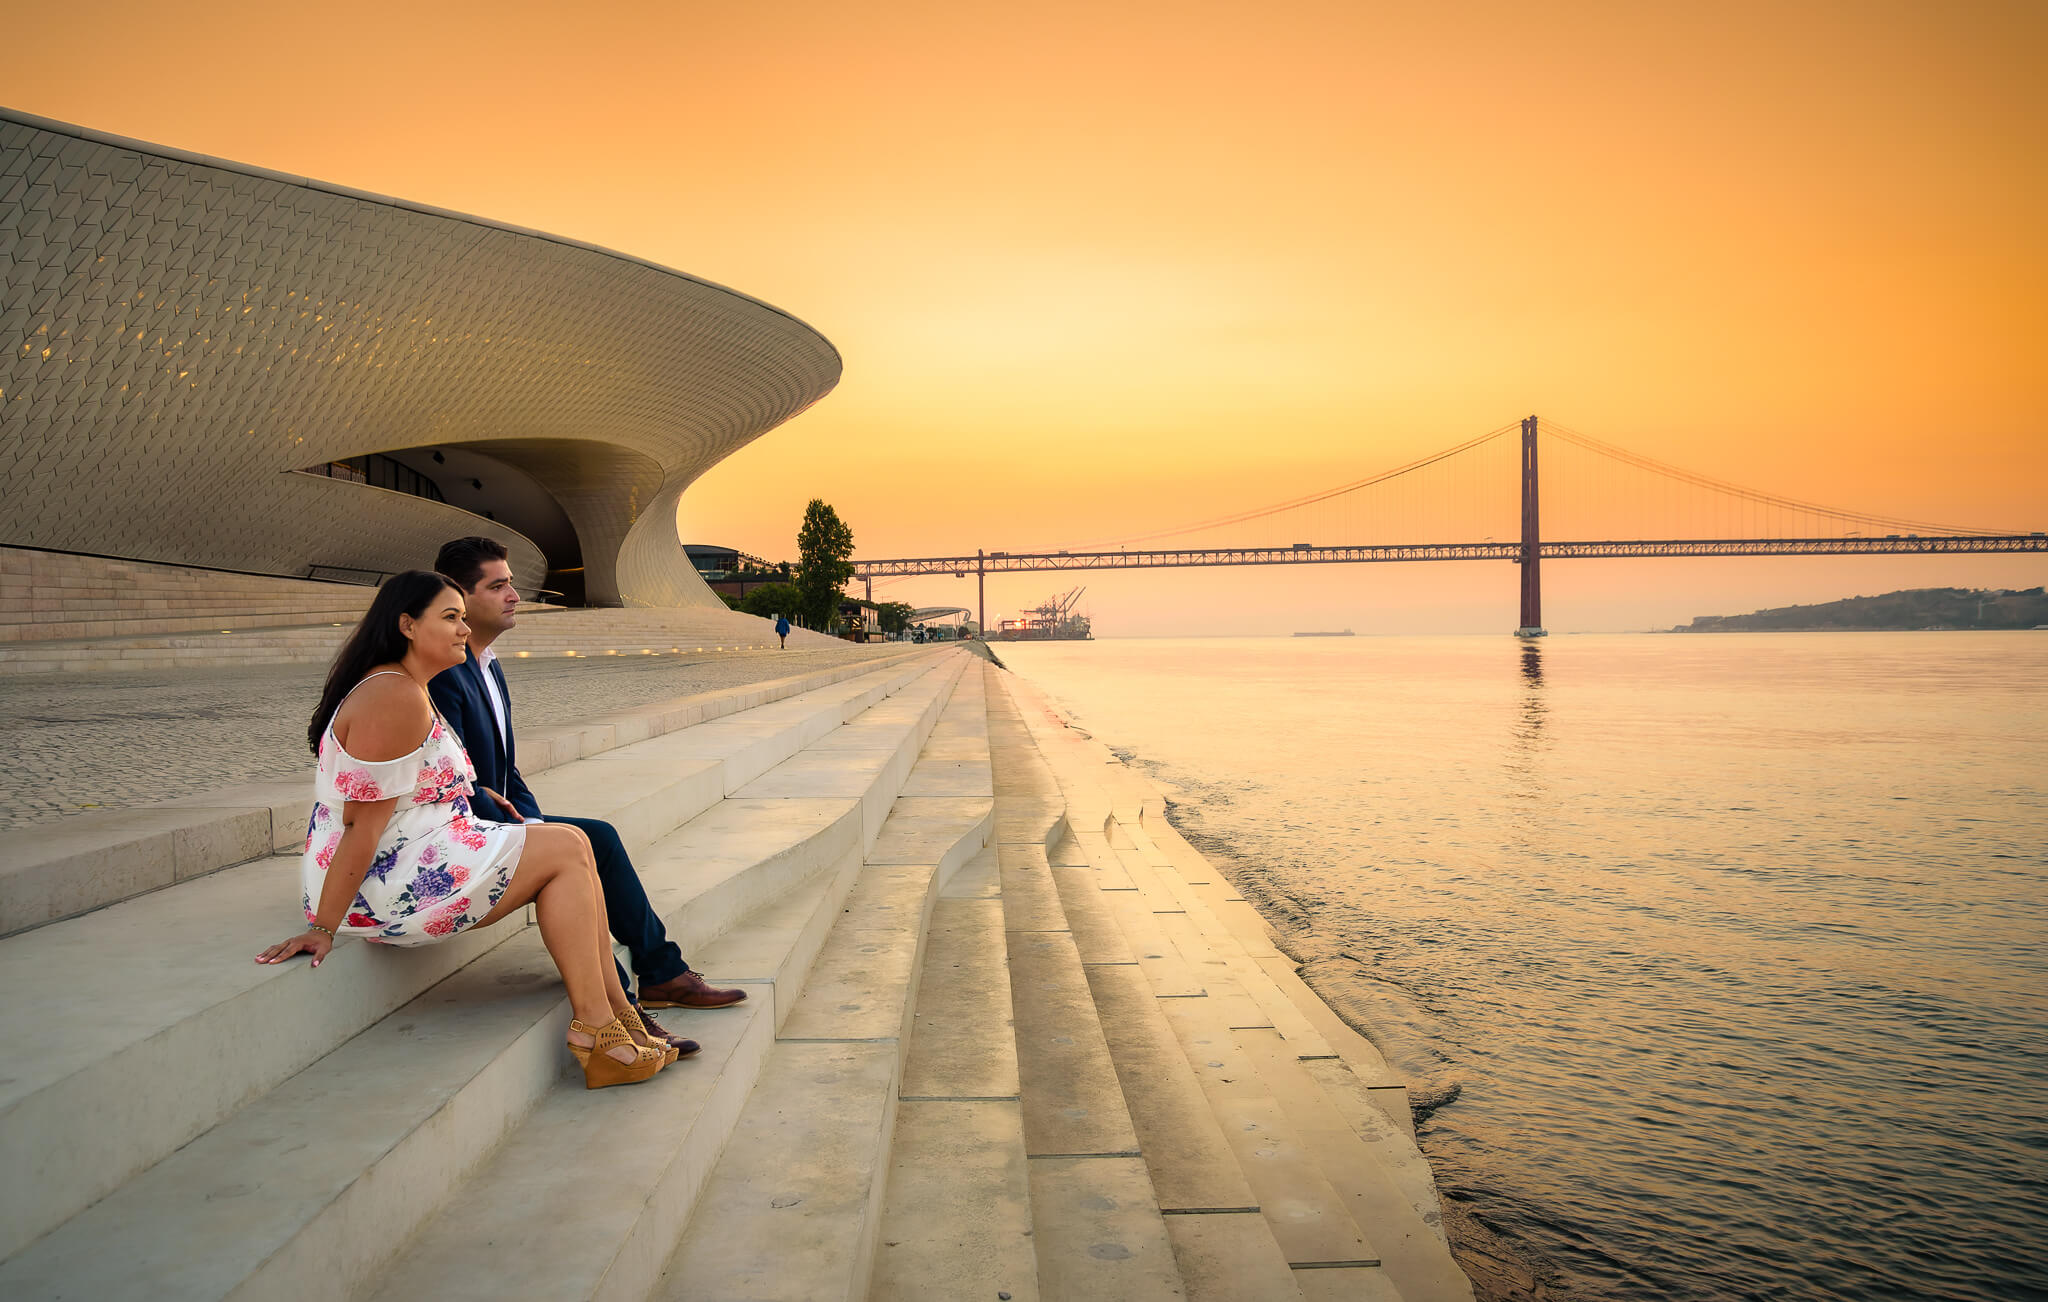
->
[0,108,840,612]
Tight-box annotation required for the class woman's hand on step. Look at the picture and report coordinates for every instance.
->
[256,929,335,968]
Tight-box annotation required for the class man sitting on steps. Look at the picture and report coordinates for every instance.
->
[428,537,746,1059]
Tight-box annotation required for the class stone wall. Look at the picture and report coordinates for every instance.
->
[0,546,377,643]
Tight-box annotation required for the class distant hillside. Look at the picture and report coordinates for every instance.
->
[1674,587,2048,632]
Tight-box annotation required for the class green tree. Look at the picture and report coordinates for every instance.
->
[876,601,916,637]
[794,499,855,631]
[739,582,800,619]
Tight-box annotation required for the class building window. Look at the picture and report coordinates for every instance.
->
[303,454,446,504]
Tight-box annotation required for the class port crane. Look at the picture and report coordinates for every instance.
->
[996,586,1092,640]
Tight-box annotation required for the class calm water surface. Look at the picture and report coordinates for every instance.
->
[998,633,2048,1302]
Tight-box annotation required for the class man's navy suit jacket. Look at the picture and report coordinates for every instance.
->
[429,648,541,824]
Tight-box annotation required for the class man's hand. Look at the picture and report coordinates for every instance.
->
[256,929,335,968]
[477,786,522,820]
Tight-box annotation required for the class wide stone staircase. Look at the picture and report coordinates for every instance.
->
[0,646,977,1298]
[0,602,836,676]
[0,548,377,650]
[0,545,853,675]
[0,649,1473,1300]
[864,669,1474,1302]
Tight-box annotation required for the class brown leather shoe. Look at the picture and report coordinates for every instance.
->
[638,971,748,1009]
[635,1008,701,1059]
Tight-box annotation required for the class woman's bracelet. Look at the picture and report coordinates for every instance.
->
[308,922,336,939]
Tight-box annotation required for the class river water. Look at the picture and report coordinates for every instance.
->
[997,633,2048,1302]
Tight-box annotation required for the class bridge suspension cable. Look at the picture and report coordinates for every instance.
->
[1540,419,2011,538]
[1080,421,1520,548]
[843,414,2039,635]
[1074,416,2013,550]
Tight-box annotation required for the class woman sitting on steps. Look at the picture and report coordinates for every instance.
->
[257,570,675,1090]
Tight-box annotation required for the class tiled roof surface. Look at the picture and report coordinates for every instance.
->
[0,110,841,607]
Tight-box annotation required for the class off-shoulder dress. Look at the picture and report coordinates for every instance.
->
[300,670,527,946]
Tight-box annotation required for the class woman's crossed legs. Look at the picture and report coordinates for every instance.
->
[476,823,641,1067]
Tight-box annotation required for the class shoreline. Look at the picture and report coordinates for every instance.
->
[1000,667,1479,1298]
[1002,662,1549,1301]
[1155,800,1556,1302]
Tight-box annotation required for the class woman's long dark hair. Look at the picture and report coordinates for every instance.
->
[308,571,460,753]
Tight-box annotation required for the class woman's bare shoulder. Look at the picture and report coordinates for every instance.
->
[332,671,431,761]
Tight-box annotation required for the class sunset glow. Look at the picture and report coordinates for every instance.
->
[13,0,2043,631]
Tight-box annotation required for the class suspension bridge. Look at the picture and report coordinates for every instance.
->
[850,417,2045,635]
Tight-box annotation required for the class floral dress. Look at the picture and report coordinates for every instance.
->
[301,671,527,946]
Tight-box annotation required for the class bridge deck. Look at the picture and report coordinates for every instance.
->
[854,535,2048,578]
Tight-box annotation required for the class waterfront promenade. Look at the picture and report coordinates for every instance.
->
[0,644,1471,1299]
[0,642,906,828]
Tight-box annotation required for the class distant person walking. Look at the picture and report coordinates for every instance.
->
[775,613,790,648]
[258,571,670,1090]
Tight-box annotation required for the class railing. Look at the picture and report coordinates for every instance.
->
[852,535,2048,577]
[305,564,388,586]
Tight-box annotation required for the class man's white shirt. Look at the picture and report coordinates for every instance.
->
[476,645,544,825]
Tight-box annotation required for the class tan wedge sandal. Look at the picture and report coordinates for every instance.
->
[620,1004,681,1067]
[568,1017,665,1089]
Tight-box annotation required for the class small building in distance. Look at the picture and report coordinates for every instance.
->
[687,545,791,600]
[911,607,973,639]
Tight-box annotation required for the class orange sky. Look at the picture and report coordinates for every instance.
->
[12,0,2045,632]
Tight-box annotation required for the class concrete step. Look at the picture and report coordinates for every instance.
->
[500,606,840,654]
[354,802,949,1302]
[0,652,966,1273]
[0,649,938,938]
[1233,1031,1474,1302]
[875,1097,1039,1302]
[983,670,1188,1302]
[659,1039,903,1302]
[1122,819,1443,1220]
[655,684,996,1302]
[0,602,848,675]
[677,682,989,1044]
[872,844,1036,1302]
[1162,1212,1314,1302]
[1028,1156,1190,1301]
[2,914,637,1301]
[0,796,871,1300]
[1085,961,1309,1302]
[683,845,865,1035]
[1158,1000,1382,1269]
[1077,861,1388,1294]
[1112,827,1466,1299]
[1082,962,1258,1215]
[0,625,351,674]
[774,818,991,1049]
[1065,822,1356,1292]
[0,547,375,648]
[1008,930,1140,1164]
[999,670,1474,1301]
[1087,811,1455,1295]
[359,978,776,1302]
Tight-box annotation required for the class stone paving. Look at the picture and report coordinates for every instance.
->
[0,644,906,830]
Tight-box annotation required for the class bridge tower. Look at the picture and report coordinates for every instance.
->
[1515,414,1547,637]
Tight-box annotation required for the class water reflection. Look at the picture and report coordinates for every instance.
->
[997,635,2048,1302]
[1506,642,1548,792]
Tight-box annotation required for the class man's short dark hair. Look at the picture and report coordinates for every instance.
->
[435,536,511,592]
